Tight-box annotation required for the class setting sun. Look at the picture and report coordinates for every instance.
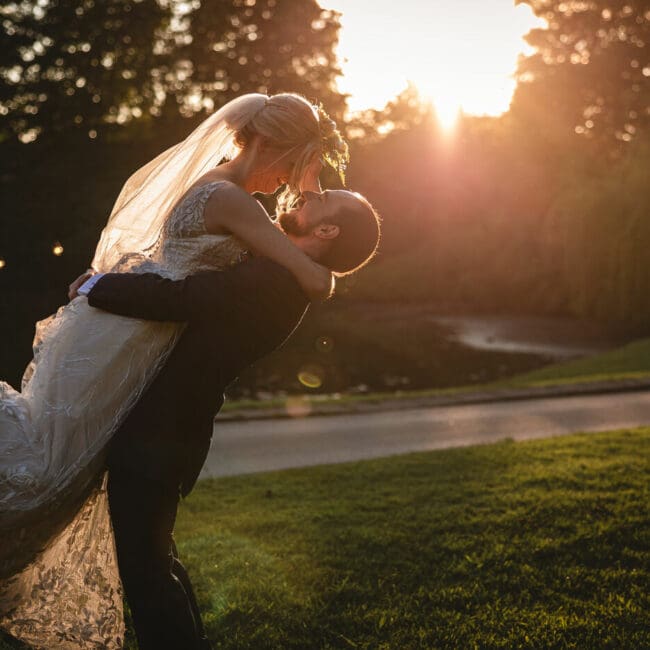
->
[324,0,545,128]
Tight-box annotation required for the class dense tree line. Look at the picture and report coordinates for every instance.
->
[347,103,650,328]
[0,0,344,141]
[346,0,649,331]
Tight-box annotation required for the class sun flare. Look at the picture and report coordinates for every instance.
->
[323,0,545,128]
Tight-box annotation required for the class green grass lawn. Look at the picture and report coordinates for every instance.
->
[2,429,648,649]
[501,337,650,387]
[174,429,649,648]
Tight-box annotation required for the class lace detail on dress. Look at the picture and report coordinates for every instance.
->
[109,181,247,280]
[0,180,246,649]
[165,182,219,238]
[0,476,124,650]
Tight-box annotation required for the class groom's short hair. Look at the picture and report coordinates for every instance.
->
[320,194,380,275]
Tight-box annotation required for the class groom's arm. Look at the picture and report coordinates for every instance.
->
[85,271,220,321]
[84,259,308,323]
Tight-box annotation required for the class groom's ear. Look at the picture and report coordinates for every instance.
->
[314,223,340,240]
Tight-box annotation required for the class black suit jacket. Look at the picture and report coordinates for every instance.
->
[87,257,309,495]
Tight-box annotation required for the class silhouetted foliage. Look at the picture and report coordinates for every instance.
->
[0,0,345,142]
[180,0,346,121]
[347,104,650,329]
[345,83,434,142]
[513,0,649,148]
[0,0,170,140]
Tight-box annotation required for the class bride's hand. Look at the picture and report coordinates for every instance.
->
[68,270,94,301]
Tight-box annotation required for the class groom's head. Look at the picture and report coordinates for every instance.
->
[278,190,380,275]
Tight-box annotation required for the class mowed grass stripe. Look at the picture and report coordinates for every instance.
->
[173,428,649,649]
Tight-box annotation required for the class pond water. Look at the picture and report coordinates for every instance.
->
[429,314,628,360]
[231,305,634,398]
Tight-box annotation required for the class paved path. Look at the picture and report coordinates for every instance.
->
[200,389,650,479]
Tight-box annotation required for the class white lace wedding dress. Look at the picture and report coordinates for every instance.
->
[0,180,246,649]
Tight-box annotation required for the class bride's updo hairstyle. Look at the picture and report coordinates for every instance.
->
[227,93,349,210]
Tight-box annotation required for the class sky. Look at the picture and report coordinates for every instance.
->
[321,0,546,126]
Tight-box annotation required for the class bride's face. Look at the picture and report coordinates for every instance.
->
[253,142,303,194]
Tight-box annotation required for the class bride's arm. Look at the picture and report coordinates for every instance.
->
[204,185,333,301]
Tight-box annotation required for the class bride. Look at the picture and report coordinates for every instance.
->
[0,92,348,648]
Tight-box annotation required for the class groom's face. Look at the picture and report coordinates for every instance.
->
[278,191,325,236]
[278,190,357,236]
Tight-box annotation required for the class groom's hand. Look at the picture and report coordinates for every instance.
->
[68,270,94,300]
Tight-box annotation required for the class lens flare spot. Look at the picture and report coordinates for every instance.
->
[52,242,64,256]
[315,335,334,353]
[297,365,324,389]
[0,258,5,269]
[285,396,312,418]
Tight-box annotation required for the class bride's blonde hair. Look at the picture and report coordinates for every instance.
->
[92,92,347,272]
[230,92,348,210]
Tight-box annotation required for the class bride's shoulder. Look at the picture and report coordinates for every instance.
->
[196,179,269,234]
[185,176,259,211]
[167,174,269,237]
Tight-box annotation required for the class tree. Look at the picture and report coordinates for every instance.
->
[344,82,434,142]
[0,0,346,142]
[178,0,346,122]
[513,0,649,148]
[0,0,171,141]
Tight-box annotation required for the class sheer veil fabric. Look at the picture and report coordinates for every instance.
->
[92,93,267,272]
[0,95,266,648]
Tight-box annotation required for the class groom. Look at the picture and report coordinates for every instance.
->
[72,189,380,650]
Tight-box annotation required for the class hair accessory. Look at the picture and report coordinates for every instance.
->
[315,103,349,186]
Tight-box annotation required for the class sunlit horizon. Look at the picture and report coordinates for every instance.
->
[323,0,546,129]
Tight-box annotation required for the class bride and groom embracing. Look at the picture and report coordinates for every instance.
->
[0,93,380,649]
